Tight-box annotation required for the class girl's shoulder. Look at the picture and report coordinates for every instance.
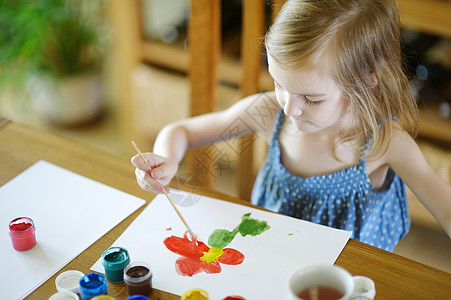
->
[366,122,419,168]
[385,124,421,162]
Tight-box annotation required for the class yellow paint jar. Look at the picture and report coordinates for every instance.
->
[181,289,209,300]
[91,296,116,300]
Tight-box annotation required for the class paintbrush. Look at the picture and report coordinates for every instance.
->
[131,141,198,243]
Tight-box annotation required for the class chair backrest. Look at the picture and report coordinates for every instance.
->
[189,0,286,200]
[187,0,220,190]
[109,0,286,199]
[239,0,285,199]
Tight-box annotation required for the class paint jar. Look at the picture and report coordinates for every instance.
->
[8,217,36,251]
[126,296,150,300]
[123,262,153,296]
[181,289,209,300]
[55,270,84,293]
[79,273,108,300]
[48,291,79,300]
[91,296,116,300]
[102,246,130,283]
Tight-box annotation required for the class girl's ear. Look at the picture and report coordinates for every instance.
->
[370,73,378,86]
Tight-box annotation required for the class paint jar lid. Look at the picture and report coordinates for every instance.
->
[48,291,79,300]
[55,270,84,293]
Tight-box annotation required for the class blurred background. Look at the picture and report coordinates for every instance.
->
[0,0,450,272]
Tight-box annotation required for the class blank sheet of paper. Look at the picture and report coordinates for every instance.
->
[91,190,352,299]
[0,160,145,299]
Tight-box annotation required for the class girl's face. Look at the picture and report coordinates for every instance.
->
[268,54,349,134]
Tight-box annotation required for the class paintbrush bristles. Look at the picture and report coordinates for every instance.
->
[131,141,198,242]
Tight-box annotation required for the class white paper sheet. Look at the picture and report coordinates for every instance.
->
[0,160,145,300]
[91,190,351,299]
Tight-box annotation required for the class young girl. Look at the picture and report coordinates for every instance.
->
[132,0,451,251]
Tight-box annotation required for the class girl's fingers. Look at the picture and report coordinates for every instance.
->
[135,168,169,194]
[131,153,166,171]
[150,167,163,180]
[131,152,174,194]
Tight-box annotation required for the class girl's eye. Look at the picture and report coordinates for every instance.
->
[273,80,324,107]
[304,97,323,106]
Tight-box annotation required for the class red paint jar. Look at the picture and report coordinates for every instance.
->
[9,217,36,251]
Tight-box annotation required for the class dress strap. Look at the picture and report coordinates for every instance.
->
[271,109,285,144]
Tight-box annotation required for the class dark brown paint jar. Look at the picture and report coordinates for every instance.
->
[123,262,152,296]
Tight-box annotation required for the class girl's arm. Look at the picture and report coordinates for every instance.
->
[386,129,451,238]
[131,92,278,193]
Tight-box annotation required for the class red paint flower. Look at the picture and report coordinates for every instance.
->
[164,232,245,277]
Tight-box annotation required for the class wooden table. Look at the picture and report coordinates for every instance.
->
[1,121,450,300]
[0,116,9,129]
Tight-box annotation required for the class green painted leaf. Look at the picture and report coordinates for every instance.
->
[237,213,270,237]
[207,213,270,248]
[208,229,238,248]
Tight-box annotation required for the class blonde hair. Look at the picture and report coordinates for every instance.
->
[265,0,419,159]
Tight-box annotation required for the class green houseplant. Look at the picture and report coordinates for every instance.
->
[0,0,107,125]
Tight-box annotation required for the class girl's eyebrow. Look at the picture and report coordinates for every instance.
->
[272,75,327,98]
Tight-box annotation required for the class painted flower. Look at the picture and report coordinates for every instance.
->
[164,213,270,277]
[164,231,245,277]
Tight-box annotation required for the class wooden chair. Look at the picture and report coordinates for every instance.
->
[182,0,286,200]
[108,0,285,200]
[187,0,267,199]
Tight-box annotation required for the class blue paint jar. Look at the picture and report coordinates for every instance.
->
[102,246,130,283]
[79,273,108,300]
[126,296,150,300]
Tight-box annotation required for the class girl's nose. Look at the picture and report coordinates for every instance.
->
[283,93,302,117]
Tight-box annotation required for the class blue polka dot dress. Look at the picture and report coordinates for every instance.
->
[251,110,410,251]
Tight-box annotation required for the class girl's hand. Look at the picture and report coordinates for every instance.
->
[131,152,178,194]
